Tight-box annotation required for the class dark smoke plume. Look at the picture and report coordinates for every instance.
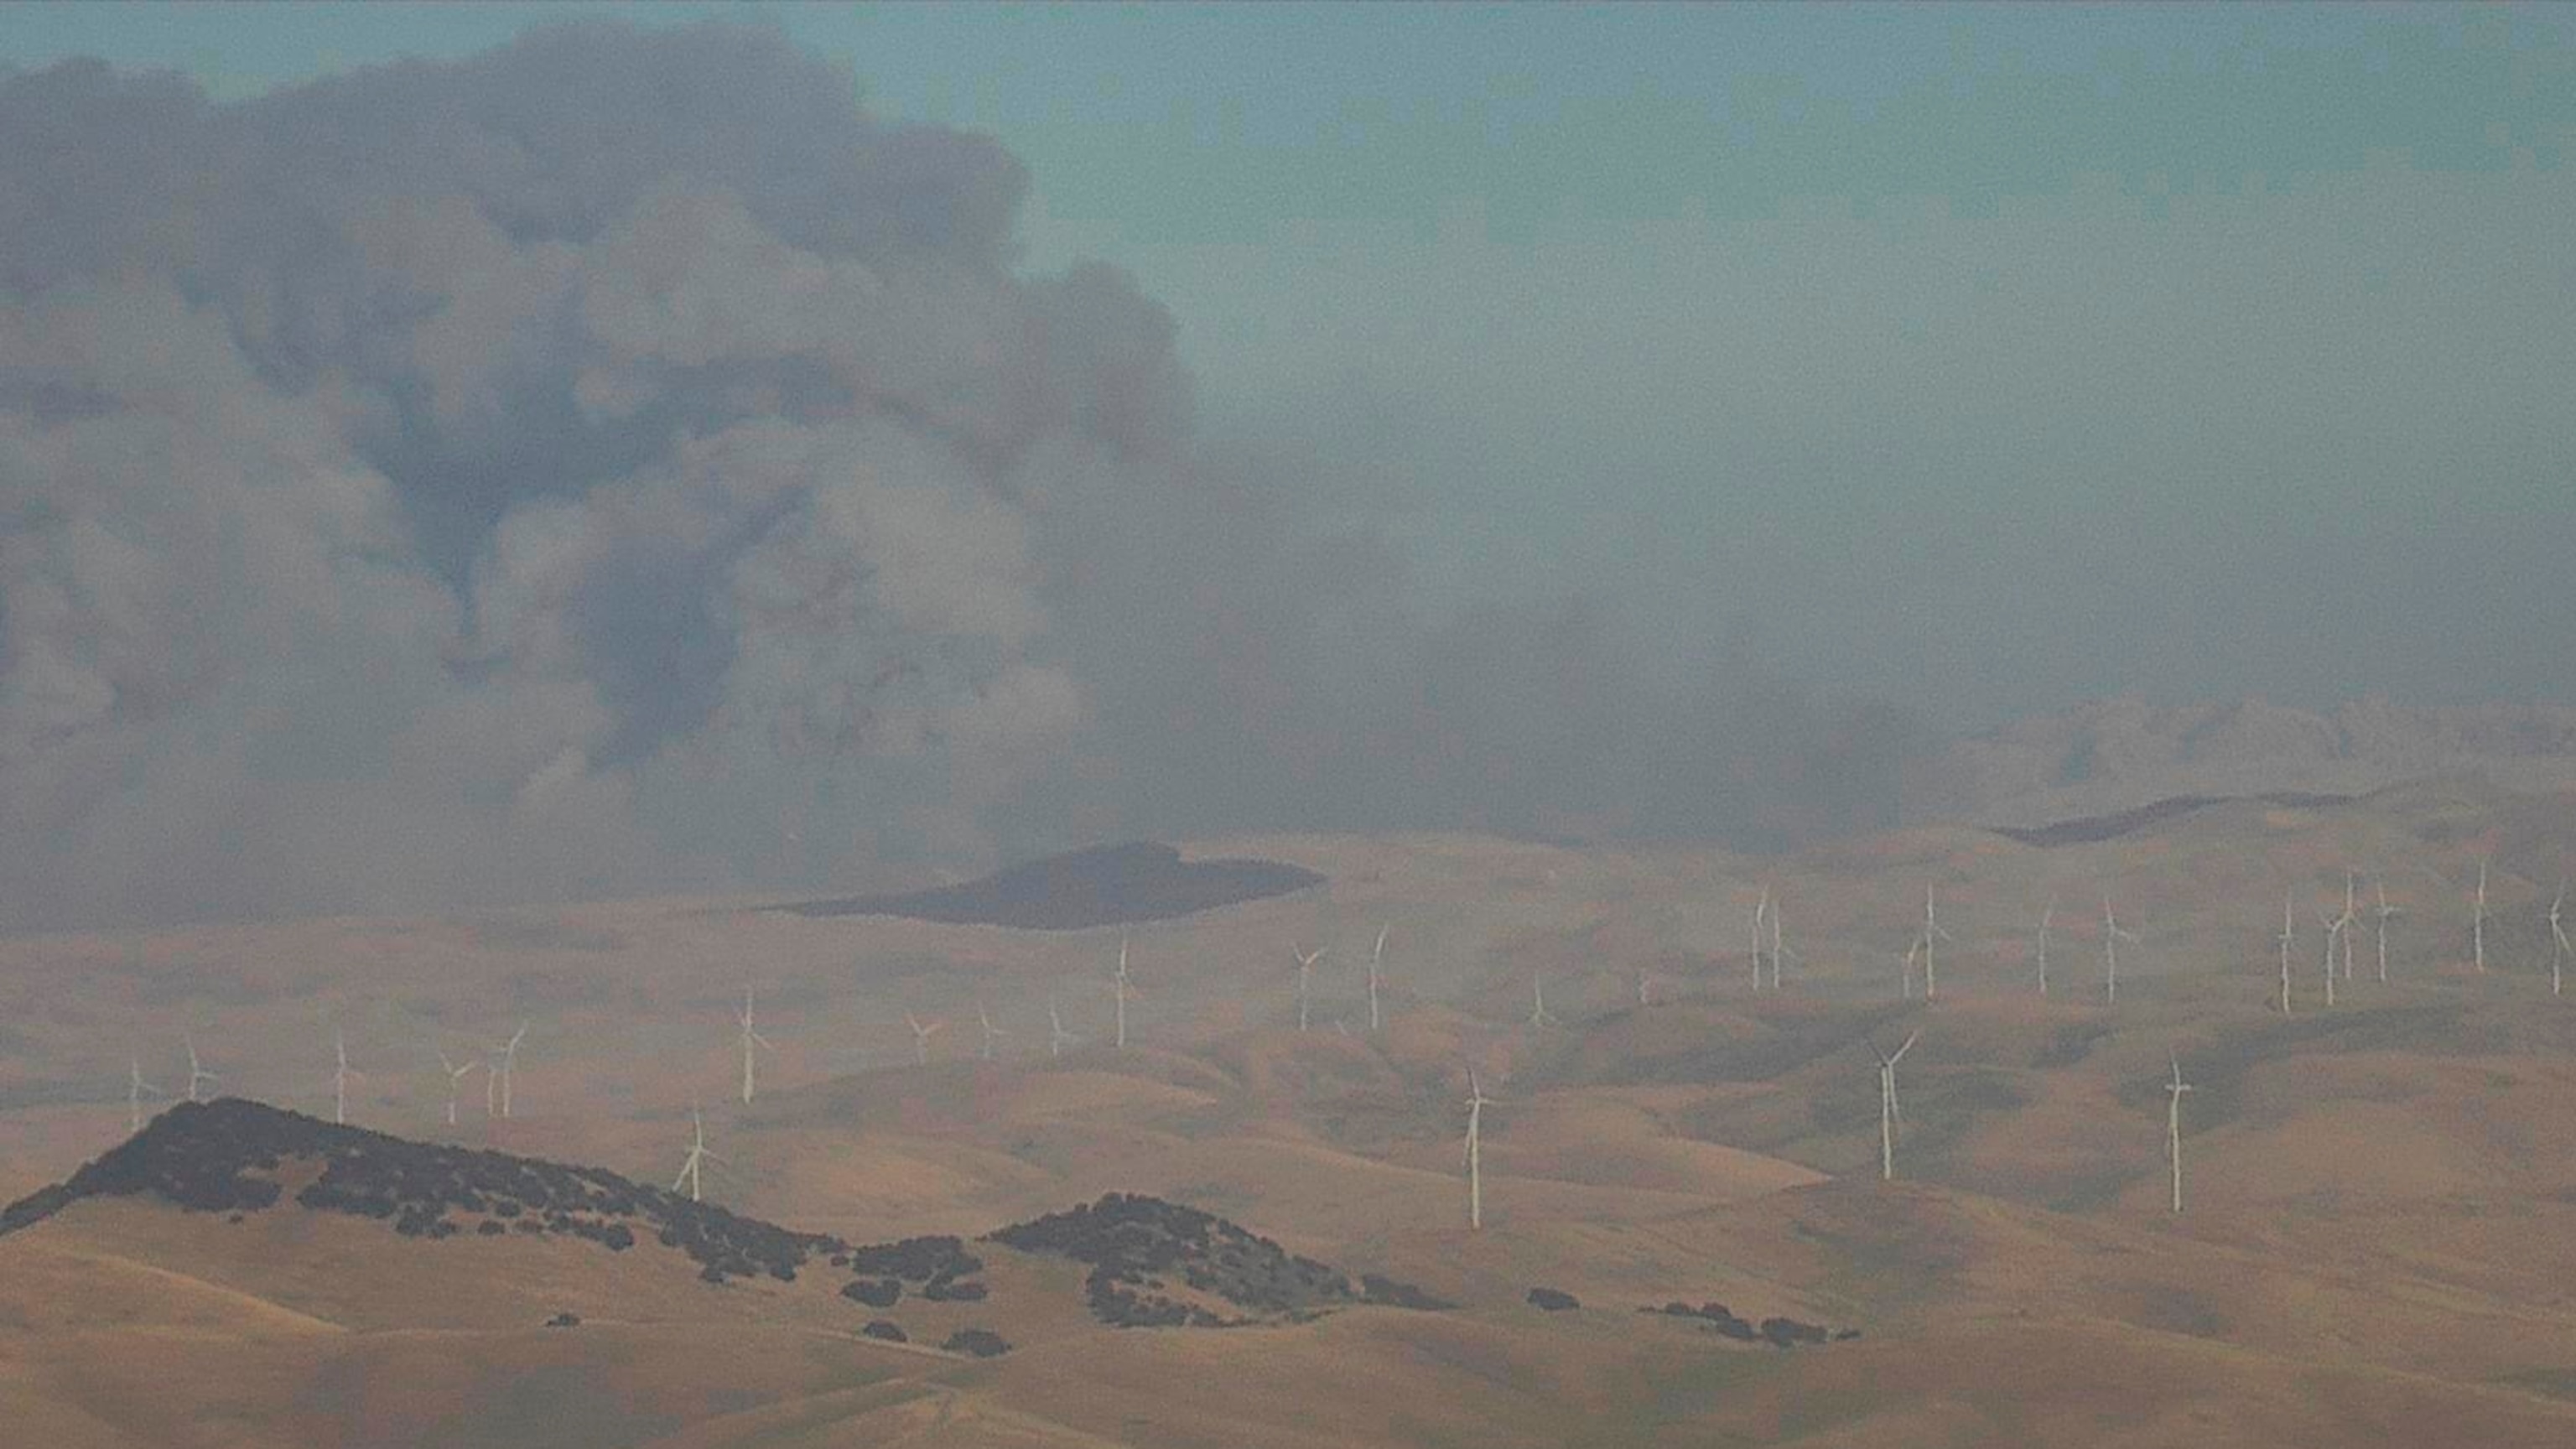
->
[0,22,1924,931]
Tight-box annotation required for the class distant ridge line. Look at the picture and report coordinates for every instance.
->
[1992,792,2355,848]
[774,841,1324,929]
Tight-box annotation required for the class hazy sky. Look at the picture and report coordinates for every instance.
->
[3,3,2571,925]
[19,2,2566,714]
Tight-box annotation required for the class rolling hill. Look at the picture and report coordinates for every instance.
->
[8,776,2576,1442]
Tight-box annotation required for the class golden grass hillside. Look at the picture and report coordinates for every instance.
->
[8,782,2576,1444]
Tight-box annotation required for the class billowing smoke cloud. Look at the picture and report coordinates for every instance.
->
[0,22,1921,931]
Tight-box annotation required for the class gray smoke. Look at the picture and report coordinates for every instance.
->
[0,22,1922,932]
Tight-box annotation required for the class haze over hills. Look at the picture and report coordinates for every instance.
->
[8,775,2576,1443]
[1907,696,2576,828]
[7,4,2576,1444]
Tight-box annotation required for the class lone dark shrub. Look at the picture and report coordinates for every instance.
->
[941,1327,1011,1358]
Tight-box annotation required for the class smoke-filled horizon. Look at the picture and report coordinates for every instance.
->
[3,13,2571,932]
[0,22,1931,931]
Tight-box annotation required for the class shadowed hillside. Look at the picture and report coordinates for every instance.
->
[3,1099,1431,1343]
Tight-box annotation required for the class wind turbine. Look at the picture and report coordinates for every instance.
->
[1868,1031,1921,1182]
[1113,934,1135,1049]
[2551,881,2570,998]
[2338,872,2360,981]
[436,1050,480,1127]
[2165,1054,2194,1214]
[735,989,780,1104]
[673,1105,724,1204]
[1769,894,1793,990]
[2315,902,2341,1008]
[1293,945,1328,1032]
[905,1013,944,1067]
[1463,1068,1498,1229]
[1368,925,1389,1031]
[1047,997,1080,1058]
[2101,898,2138,1005]
[976,1002,1010,1061]
[1527,977,1558,1028]
[1899,935,1921,1000]
[2037,899,2055,998]
[184,1034,217,1104]
[1634,964,1654,1008]
[2473,860,2490,974]
[2372,876,2401,984]
[494,1022,528,1119]
[2277,891,2297,1016]
[1921,886,1954,1001]
[330,1030,363,1125]
[127,1058,164,1134]
[1750,887,1770,992]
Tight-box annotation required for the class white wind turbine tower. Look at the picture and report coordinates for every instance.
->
[1634,964,1654,1008]
[1463,1068,1498,1230]
[2338,872,2360,982]
[1899,936,1921,1000]
[331,1030,364,1125]
[1293,945,1328,1032]
[2101,898,2138,1005]
[2550,881,2570,998]
[1047,997,1080,1058]
[1750,887,1770,992]
[905,1013,944,1067]
[2373,877,2401,984]
[673,1105,724,1204]
[1113,934,1135,1049]
[736,989,776,1104]
[2164,1054,2194,1214]
[2473,860,2491,974]
[2314,902,2341,1008]
[1527,977,1559,1029]
[2277,891,2298,1016]
[2036,900,2055,998]
[436,1050,480,1127]
[1921,886,1954,1001]
[1769,895,1793,990]
[127,1058,164,1134]
[1368,925,1389,1031]
[493,1022,528,1119]
[1868,1031,1920,1182]
[976,1002,1010,1061]
[184,1034,218,1104]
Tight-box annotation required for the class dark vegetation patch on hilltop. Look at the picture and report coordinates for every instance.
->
[0,1099,1004,1352]
[1992,792,2351,847]
[1,1099,841,1284]
[988,1192,1450,1327]
[1642,1300,1857,1347]
[777,842,1323,929]
[0,1106,1464,1353]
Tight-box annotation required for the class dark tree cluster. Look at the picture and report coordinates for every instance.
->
[987,1192,1440,1329]
[861,1319,906,1343]
[841,1234,988,1304]
[1525,1286,1581,1312]
[2,1098,299,1231]
[0,1100,842,1286]
[841,1278,901,1308]
[1641,1301,1857,1348]
[939,1327,1011,1358]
